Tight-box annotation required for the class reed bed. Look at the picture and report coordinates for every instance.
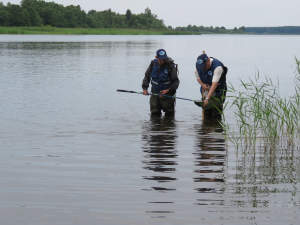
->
[222,57,300,151]
[0,26,200,35]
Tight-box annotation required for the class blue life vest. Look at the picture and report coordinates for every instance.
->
[196,57,227,95]
[151,59,172,93]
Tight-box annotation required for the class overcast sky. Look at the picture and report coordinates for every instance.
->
[2,0,300,29]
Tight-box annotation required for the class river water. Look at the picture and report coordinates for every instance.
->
[0,34,300,225]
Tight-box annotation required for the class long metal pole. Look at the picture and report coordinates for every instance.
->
[117,89,195,102]
[202,50,205,119]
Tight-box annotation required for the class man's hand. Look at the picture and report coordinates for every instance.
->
[203,99,209,108]
[142,90,149,95]
[202,84,210,92]
[159,89,169,97]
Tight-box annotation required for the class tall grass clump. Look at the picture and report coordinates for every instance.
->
[222,57,300,151]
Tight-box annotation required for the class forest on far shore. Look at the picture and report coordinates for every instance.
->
[0,0,166,29]
[246,26,300,34]
[0,0,299,34]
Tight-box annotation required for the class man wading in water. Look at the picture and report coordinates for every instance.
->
[195,53,228,116]
[142,49,180,116]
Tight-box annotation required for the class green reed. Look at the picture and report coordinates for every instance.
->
[221,57,300,150]
[0,26,200,35]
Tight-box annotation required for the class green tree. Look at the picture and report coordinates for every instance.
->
[26,6,42,26]
[41,6,54,25]
[1,3,168,30]
[144,7,151,17]
[128,14,139,28]
[125,9,131,21]
[239,26,246,32]
[86,15,99,28]
[151,19,164,29]
[64,9,77,27]
[22,8,31,26]
[20,0,43,26]
[50,10,66,27]
[88,10,96,15]
[68,5,86,27]
[0,2,9,26]
[8,4,26,26]
[192,25,198,32]
[20,0,36,8]
[198,26,204,32]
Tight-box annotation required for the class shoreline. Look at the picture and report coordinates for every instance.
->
[0,27,201,35]
[1,27,298,35]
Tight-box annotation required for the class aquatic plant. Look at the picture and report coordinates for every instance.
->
[221,57,300,151]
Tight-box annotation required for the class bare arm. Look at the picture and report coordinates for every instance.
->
[203,82,218,108]
[203,66,223,108]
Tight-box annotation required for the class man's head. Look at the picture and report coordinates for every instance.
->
[196,54,210,71]
[155,49,168,65]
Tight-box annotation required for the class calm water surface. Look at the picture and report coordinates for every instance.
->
[1,34,300,225]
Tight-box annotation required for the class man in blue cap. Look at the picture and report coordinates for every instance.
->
[195,53,228,115]
[142,49,180,115]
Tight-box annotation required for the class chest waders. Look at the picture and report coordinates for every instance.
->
[150,60,172,93]
[150,59,175,115]
[196,58,228,113]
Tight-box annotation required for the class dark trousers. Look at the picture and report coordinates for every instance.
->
[150,95,176,114]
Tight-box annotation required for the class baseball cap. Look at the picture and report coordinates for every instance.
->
[196,54,208,70]
[156,49,168,60]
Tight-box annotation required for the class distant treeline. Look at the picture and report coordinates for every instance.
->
[170,25,246,33]
[0,0,166,29]
[1,1,299,34]
[246,26,300,34]
[172,25,300,34]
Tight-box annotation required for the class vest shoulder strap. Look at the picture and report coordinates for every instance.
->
[166,62,179,76]
[221,66,228,80]
[150,60,155,69]
[150,59,179,77]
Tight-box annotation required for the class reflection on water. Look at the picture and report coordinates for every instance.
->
[193,115,226,205]
[2,35,300,224]
[142,115,178,188]
[232,146,300,209]
[141,115,177,215]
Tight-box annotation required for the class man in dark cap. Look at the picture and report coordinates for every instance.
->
[195,53,228,115]
[142,49,180,115]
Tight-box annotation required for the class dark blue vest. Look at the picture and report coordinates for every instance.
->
[151,59,171,93]
[196,57,226,95]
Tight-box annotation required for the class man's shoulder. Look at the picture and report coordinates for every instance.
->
[211,57,224,66]
[149,59,156,68]
[166,57,176,67]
